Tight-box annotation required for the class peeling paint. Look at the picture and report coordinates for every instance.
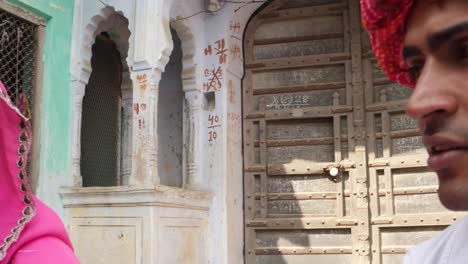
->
[48,2,62,11]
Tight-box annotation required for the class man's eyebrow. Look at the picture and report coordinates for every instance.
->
[402,46,422,61]
[428,22,468,50]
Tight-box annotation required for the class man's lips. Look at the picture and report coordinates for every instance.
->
[424,135,468,171]
[429,145,468,155]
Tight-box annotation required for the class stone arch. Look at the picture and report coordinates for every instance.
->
[71,6,133,186]
[81,7,131,87]
[162,10,200,189]
[169,17,197,92]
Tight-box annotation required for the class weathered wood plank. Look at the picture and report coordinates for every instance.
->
[247,217,358,229]
[252,82,346,95]
[255,247,353,255]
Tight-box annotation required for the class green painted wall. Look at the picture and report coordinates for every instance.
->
[7,0,74,216]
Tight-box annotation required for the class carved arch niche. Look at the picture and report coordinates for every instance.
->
[162,8,204,190]
[71,7,132,187]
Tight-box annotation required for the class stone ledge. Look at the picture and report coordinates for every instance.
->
[60,185,212,210]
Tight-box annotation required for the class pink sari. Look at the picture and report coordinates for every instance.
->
[0,82,79,264]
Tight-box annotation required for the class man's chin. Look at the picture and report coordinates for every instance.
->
[438,181,468,211]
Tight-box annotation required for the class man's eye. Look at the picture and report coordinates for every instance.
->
[408,65,422,81]
[457,44,468,60]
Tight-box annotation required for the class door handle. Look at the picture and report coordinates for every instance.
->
[324,161,356,177]
[328,167,340,177]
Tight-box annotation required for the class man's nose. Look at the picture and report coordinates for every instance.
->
[405,60,457,125]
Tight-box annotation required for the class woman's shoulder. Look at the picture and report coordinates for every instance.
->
[10,236,80,264]
[19,198,74,247]
[6,198,80,263]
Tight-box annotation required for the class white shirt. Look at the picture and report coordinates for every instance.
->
[404,216,468,264]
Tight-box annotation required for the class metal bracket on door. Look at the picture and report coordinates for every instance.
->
[323,161,356,176]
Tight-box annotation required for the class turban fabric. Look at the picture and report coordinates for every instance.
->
[361,0,416,88]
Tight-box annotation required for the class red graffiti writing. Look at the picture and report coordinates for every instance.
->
[227,80,235,103]
[227,112,241,130]
[215,39,228,64]
[203,66,223,92]
[230,44,241,62]
[133,103,147,115]
[204,45,212,56]
[229,21,242,62]
[134,103,140,115]
[138,119,145,129]
[229,21,241,34]
[137,74,147,90]
[208,114,221,142]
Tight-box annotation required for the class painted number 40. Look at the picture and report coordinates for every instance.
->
[208,114,220,142]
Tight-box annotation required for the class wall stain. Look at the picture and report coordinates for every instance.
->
[48,2,63,10]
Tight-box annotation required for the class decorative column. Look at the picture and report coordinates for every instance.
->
[126,0,164,186]
[70,79,86,187]
[170,18,201,189]
[183,90,202,189]
[147,69,161,185]
[129,68,160,186]
[120,84,133,186]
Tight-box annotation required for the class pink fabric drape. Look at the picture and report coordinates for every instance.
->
[0,82,79,264]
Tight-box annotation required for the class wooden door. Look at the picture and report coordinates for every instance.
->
[242,0,463,263]
[362,19,464,264]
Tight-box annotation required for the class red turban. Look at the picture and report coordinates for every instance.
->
[361,0,416,88]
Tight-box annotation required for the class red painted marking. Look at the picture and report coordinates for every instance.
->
[204,45,212,56]
[208,131,217,142]
[229,21,241,33]
[230,43,242,62]
[215,39,228,64]
[134,103,140,115]
[208,114,221,142]
[204,66,223,92]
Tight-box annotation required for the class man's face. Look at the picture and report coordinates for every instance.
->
[404,0,468,210]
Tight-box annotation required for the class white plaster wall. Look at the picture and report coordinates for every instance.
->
[62,186,210,264]
[198,3,264,264]
[157,27,184,187]
[68,0,268,263]
[70,0,136,84]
